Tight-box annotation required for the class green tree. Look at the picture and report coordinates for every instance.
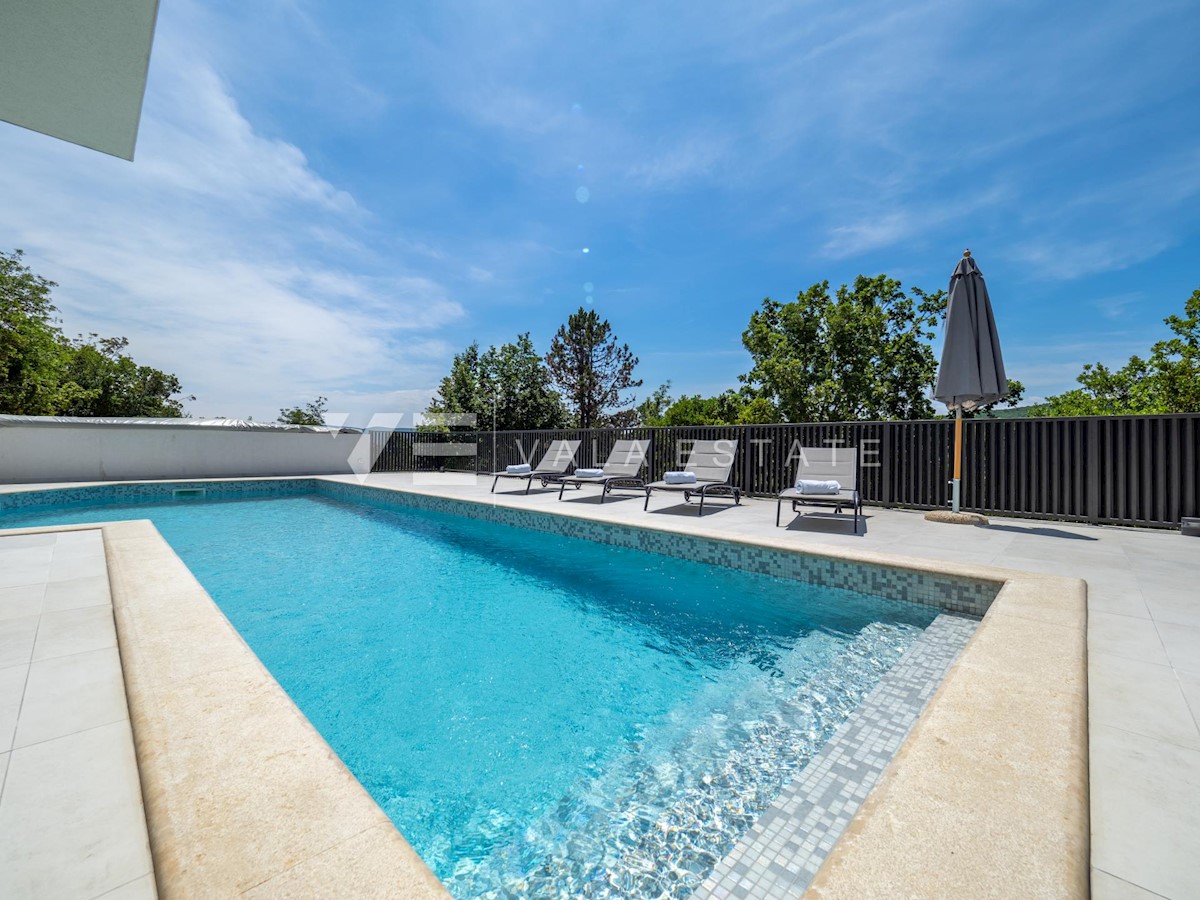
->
[1039,289,1200,416]
[425,341,485,429]
[1,249,190,416]
[62,335,192,417]
[278,396,328,425]
[426,333,567,431]
[635,383,673,426]
[480,333,568,431]
[637,383,780,426]
[545,307,641,428]
[0,249,78,414]
[740,275,946,422]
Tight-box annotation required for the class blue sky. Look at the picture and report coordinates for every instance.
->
[1,0,1198,422]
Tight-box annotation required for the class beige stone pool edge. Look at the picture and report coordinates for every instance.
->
[0,481,1089,898]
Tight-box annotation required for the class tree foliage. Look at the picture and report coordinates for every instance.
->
[0,249,191,416]
[637,383,779,426]
[426,333,567,431]
[545,307,641,428]
[278,396,328,426]
[740,275,946,422]
[1039,289,1200,416]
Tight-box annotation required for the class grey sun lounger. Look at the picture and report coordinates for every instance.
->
[556,438,649,503]
[643,439,741,515]
[777,447,863,530]
[490,440,580,494]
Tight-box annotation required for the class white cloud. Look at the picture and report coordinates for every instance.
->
[0,13,463,420]
[821,213,910,259]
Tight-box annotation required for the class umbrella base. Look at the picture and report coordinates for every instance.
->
[924,509,990,526]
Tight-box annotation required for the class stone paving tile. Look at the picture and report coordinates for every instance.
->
[1156,622,1200,677]
[0,530,154,900]
[1089,654,1200,751]
[0,664,26,751]
[0,584,45,621]
[43,575,112,613]
[1090,724,1200,900]
[14,647,127,750]
[1088,611,1170,665]
[1178,671,1200,729]
[1091,868,1172,899]
[0,615,39,669]
[0,722,153,900]
[31,605,117,662]
[96,874,158,899]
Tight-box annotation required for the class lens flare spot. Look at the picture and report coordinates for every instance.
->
[582,247,590,254]
[586,295,594,305]
[583,282,594,293]
[575,187,590,204]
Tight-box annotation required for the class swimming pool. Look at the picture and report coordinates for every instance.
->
[4,486,939,898]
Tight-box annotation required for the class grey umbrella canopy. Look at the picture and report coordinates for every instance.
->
[935,251,1008,410]
[934,250,1008,513]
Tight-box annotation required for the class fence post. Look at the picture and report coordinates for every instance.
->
[1086,418,1100,524]
[742,426,753,494]
[881,422,894,507]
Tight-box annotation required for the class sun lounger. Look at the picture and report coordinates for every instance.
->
[490,440,580,494]
[556,438,649,503]
[777,447,862,530]
[643,439,741,515]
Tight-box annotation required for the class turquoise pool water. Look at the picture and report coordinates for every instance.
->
[5,490,936,898]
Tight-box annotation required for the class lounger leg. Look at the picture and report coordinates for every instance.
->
[643,487,651,511]
[558,480,567,500]
[600,482,607,503]
[697,487,705,516]
[524,476,532,495]
[776,497,782,527]
[491,475,500,493]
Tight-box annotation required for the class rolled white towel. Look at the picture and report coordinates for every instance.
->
[505,463,532,475]
[575,467,605,477]
[796,479,841,495]
[664,471,697,484]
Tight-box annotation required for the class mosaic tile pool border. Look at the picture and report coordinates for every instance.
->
[0,478,312,511]
[694,613,978,899]
[0,478,1002,617]
[320,481,1003,617]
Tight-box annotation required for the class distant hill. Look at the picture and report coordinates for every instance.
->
[982,404,1051,419]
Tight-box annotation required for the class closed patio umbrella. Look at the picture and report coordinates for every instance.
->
[934,249,1008,514]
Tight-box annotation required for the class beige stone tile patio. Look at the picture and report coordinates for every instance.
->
[0,614,39,669]
[1090,724,1200,900]
[0,721,154,900]
[31,605,117,662]
[1091,868,1171,899]
[1089,654,1200,750]
[13,647,127,749]
[0,583,45,621]
[1156,621,1200,676]
[1088,610,1170,665]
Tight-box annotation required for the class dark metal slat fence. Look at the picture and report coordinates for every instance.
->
[368,414,1200,528]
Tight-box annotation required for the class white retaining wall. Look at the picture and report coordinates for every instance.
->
[0,425,370,483]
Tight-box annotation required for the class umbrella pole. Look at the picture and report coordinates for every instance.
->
[952,407,963,513]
